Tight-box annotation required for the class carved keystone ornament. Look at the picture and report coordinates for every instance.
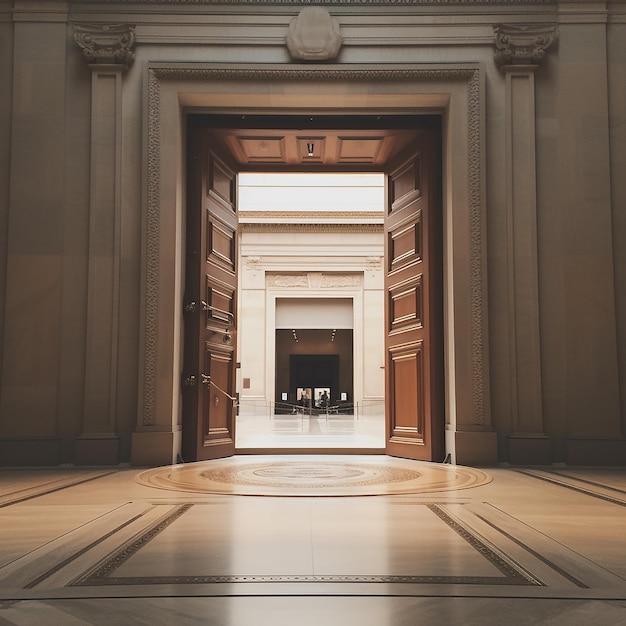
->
[286,7,343,61]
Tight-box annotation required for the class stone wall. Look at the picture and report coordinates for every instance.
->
[0,0,623,466]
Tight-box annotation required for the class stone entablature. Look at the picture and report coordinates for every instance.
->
[239,211,384,234]
[239,211,383,222]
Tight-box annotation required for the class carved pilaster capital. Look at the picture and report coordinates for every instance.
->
[73,23,136,69]
[494,24,557,71]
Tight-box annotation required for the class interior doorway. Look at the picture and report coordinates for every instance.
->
[182,113,443,462]
[235,180,385,451]
[282,338,344,408]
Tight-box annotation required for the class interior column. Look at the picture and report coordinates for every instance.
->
[73,24,135,464]
[494,24,556,463]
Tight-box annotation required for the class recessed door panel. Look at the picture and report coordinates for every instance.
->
[201,346,235,445]
[206,216,236,272]
[389,344,425,442]
[389,277,423,332]
[389,217,422,272]
[389,156,421,205]
[205,279,235,328]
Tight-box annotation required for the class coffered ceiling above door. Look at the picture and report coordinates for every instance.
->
[188,114,440,171]
[217,129,415,168]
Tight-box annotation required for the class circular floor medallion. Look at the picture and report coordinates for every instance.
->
[135,456,492,497]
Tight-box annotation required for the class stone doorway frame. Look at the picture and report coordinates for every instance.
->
[130,62,496,466]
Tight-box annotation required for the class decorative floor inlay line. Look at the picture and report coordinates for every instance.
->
[69,501,543,589]
[471,510,588,589]
[77,573,538,587]
[71,504,193,587]
[135,456,492,496]
[25,508,153,589]
[548,471,626,495]
[427,504,544,587]
[0,471,118,508]
[516,470,626,507]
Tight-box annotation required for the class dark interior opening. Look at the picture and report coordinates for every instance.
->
[275,329,353,411]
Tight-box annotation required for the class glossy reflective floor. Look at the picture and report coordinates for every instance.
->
[0,460,625,625]
[235,411,385,451]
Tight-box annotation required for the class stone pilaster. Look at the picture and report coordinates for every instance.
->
[494,24,556,463]
[73,24,135,464]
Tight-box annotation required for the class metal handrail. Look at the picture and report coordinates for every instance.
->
[203,303,235,327]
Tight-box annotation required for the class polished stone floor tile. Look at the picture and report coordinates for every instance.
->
[1,597,626,626]
[0,504,116,568]
[0,459,625,625]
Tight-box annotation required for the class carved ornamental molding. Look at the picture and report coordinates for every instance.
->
[286,7,343,61]
[144,65,487,427]
[241,223,383,234]
[267,274,309,288]
[494,24,557,70]
[73,23,136,68]
[267,272,362,289]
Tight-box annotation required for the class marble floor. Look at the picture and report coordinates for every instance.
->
[235,411,385,451]
[0,459,625,625]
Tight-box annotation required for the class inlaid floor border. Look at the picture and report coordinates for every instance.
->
[469,509,588,589]
[70,504,193,587]
[24,506,153,590]
[0,471,118,509]
[546,471,626,495]
[70,502,544,589]
[515,469,626,507]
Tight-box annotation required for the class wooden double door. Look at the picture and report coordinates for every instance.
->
[182,119,443,463]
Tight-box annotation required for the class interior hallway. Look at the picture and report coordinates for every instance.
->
[0,459,625,625]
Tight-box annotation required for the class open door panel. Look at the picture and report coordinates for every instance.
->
[384,128,444,462]
[182,127,238,462]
